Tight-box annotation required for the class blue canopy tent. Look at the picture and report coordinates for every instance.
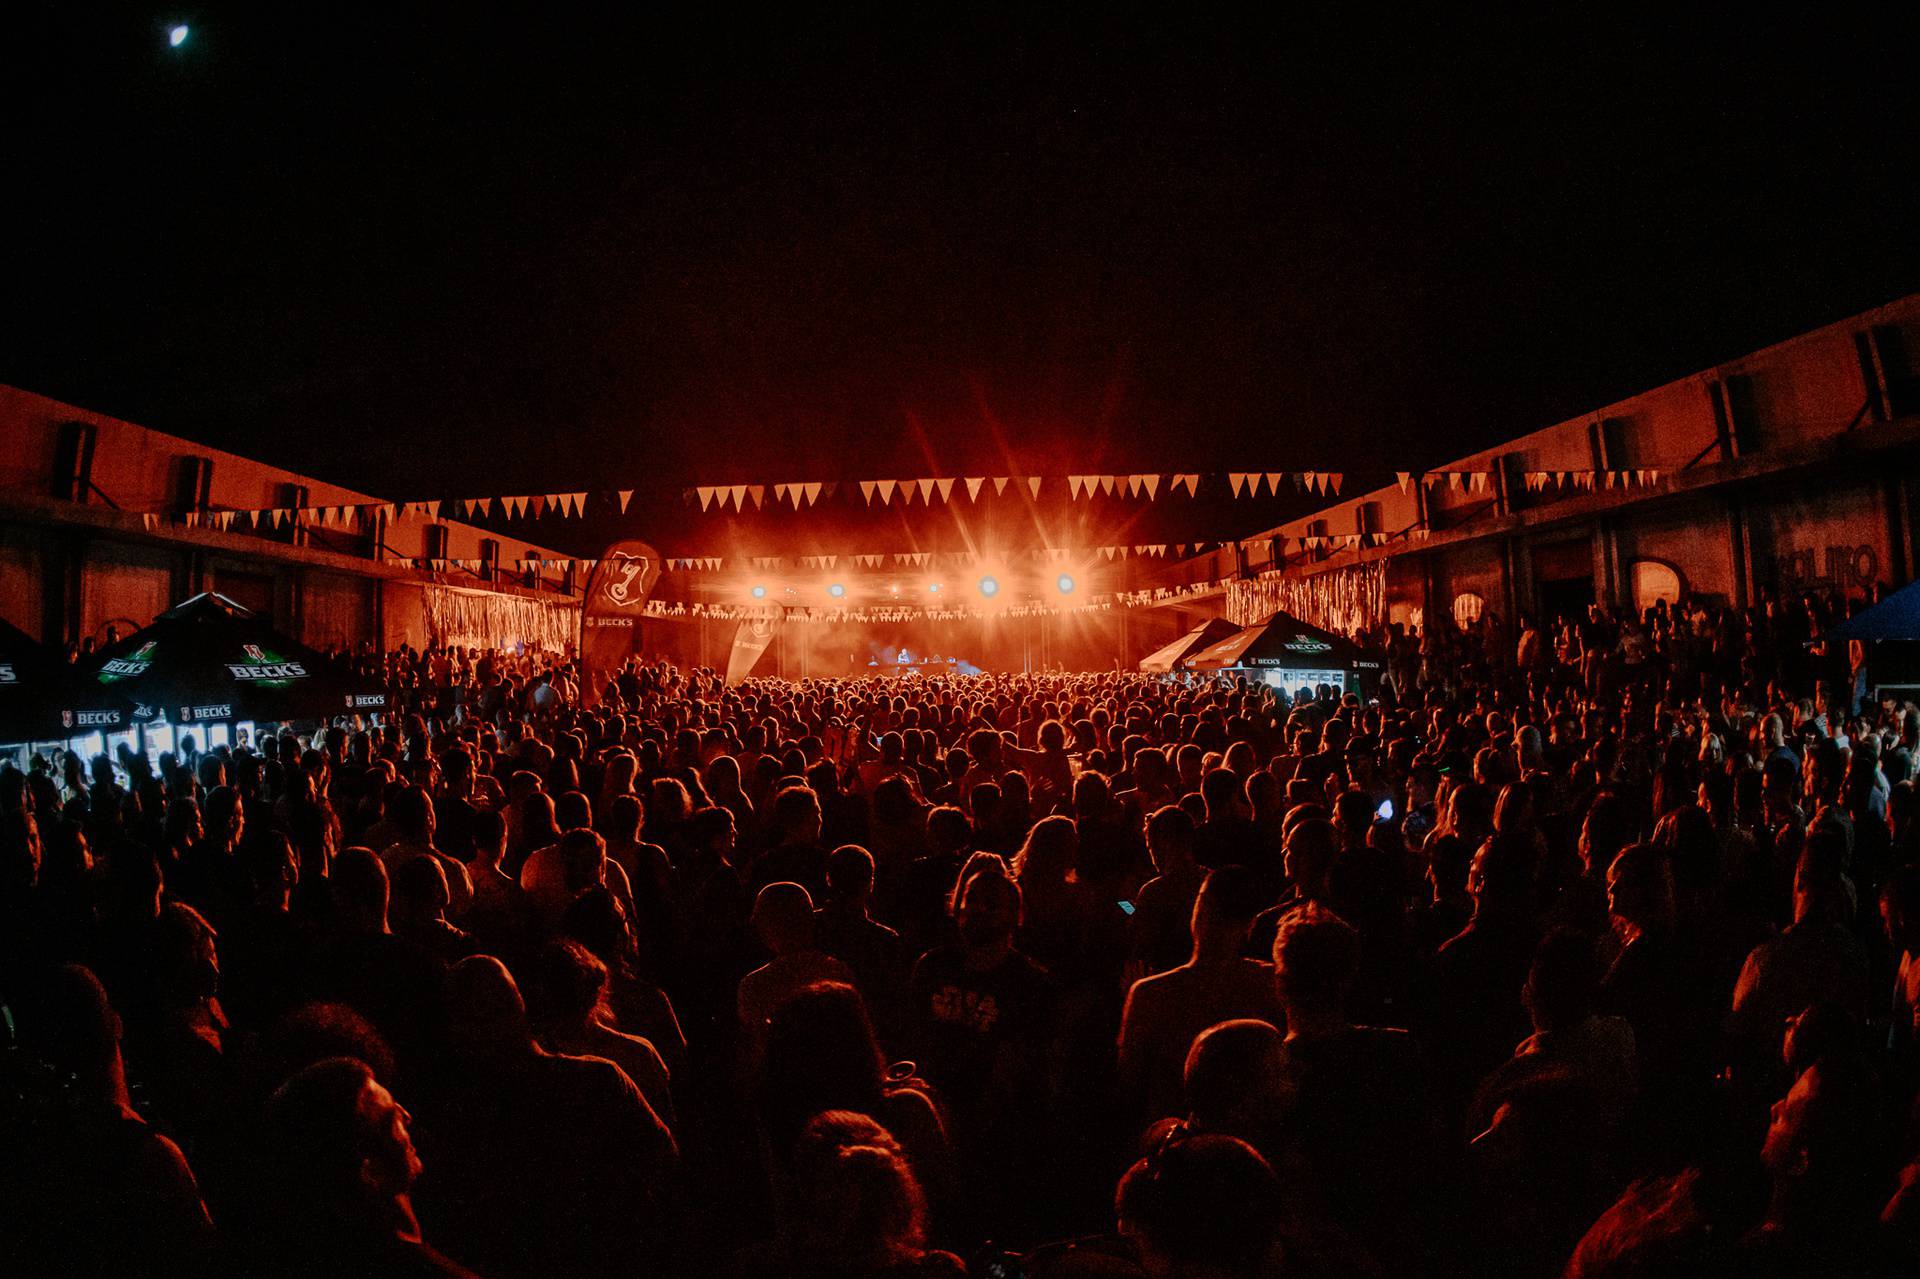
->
[1824,581,1920,701]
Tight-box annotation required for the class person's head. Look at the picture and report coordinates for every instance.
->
[773,786,823,845]
[554,790,593,833]
[824,844,875,908]
[1606,843,1675,937]
[18,963,123,1088]
[956,865,1023,953]
[1116,1133,1282,1277]
[444,955,533,1058]
[1182,1018,1287,1131]
[788,1111,933,1271]
[1880,865,1920,955]
[527,938,611,1037]
[1782,1002,1859,1078]
[1760,1057,1874,1193]
[204,785,245,846]
[1523,928,1600,1035]
[1190,866,1264,956]
[473,808,508,861]
[1579,792,1634,877]
[925,805,970,857]
[557,827,609,896]
[1281,818,1339,899]
[760,981,886,1117]
[1791,847,1847,928]
[390,854,451,927]
[752,881,818,955]
[266,1056,422,1218]
[1013,814,1077,889]
[154,901,220,1005]
[1468,832,1535,916]
[391,786,435,842]
[332,847,390,934]
[1146,805,1198,876]
[1271,905,1359,1024]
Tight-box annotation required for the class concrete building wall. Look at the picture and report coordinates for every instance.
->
[0,384,581,651]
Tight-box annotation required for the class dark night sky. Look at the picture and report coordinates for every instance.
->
[6,7,1920,553]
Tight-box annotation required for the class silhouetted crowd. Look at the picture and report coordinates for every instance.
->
[4,591,1920,1277]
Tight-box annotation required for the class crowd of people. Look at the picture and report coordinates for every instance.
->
[3,588,1920,1277]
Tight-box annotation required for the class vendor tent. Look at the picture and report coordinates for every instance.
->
[1185,609,1382,696]
[1825,580,1920,643]
[81,593,389,726]
[0,618,135,742]
[1138,617,1243,673]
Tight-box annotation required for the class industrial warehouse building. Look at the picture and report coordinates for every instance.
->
[3,291,1917,665]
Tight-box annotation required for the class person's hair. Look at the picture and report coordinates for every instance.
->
[258,1001,397,1090]
[1183,1018,1284,1124]
[773,786,820,838]
[527,938,610,1032]
[391,785,434,840]
[1013,814,1077,888]
[825,844,875,898]
[1146,805,1197,859]
[264,1057,394,1211]
[555,789,593,832]
[758,982,887,1152]
[925,805,970,855]
[790,1111,931,1270]
[561,885,636,967]
[332,846,389,920]
[1272,904,1359,1011]
[473,808,507,849]
[1116,1133,1282,1272]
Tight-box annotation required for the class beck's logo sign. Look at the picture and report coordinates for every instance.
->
[100,640,159,680]
[229,661,308,680]
[66,709,121,728]
[1286,633,1334,654]
[347,694,386,708]
[181,704,232,721]
[0,663,15,684]
[601,553,653,607]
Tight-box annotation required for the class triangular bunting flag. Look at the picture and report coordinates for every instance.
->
[1141,474,1161,500]
[1396,472,1411,493]
[747,485,765,509]
[1027,477,1042,499]
[860,481,877,505]
[877,479,897,504]
[1229,473,1248,498]
[803,482,822,507]
[934,478,956,503]
[992,476,1011,496]
[698,487,717,511]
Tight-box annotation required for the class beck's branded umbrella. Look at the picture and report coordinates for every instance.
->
[82,592,390,725]
[0,617,136,742]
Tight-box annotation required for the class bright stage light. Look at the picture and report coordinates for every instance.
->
[928,582,941,594]
[828,583,846,598]
[1057,573,1076,594]
[169,24,189,47]
[978,576,1000,598]
[750,584,767,599]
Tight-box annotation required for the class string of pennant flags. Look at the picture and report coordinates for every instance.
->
[130,467,1667,533]
[401,525,1440,580]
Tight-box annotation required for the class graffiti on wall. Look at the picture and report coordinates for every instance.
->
[1775,544,1879,594]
